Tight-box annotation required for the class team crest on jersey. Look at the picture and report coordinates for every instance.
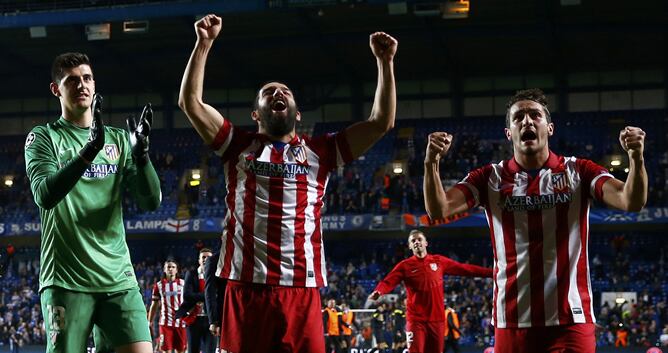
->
[430,263,438,271]
[551,172,570,193]
[104,144,119,161]
[291,145,306,163]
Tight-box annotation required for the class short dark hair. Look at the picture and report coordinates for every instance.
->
[164,258,178,267]
[505,88,551,128]
[199,247,213,254]
[51,52,91,84]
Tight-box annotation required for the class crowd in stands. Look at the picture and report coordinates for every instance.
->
[0,256,43,350]
[2,113,667,225]
[1,234,668,349]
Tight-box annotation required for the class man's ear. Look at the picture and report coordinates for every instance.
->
[50,82,60,97]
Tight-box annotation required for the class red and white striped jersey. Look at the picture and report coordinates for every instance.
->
[211,120,353,288]
[454,151,612,328]
[152,278,186,327]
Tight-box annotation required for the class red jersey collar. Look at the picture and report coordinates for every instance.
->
[255,133,301,146]
[507,150,561,174]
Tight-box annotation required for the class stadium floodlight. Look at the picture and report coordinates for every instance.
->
[442,0,470,19]
[29,26,47,38]
[191,170,201,180]
[86,23,111,41]
[624,168,629,173]
[610,159,622,166]
[3,176,13,187]
[189,180,200,187]
[123,20,149,34]
[392,162,404,175]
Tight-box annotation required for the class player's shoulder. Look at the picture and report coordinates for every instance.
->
[105,125,129,137]
[28,124,49,134]
[303,131,338,146]
[26,122,58,138]
[106,125,126,133]
[473,162,497,173]
[24,124,54,150]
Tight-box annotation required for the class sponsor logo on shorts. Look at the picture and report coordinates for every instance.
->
[307,270,314,278]
[124,271,134,277]
[572,307,583,315]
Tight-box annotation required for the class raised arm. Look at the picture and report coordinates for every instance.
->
[423,132,471,221]
[601,126,648,212]
[440,256,493,278]
[368,261,404,301]
[178,14,226,145]
[344,32,398,159]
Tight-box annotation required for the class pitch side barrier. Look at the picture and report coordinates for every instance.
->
[2,207,668,236]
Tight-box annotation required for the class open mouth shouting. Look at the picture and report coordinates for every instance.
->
[520,130,537,144]
[271,98,287,112]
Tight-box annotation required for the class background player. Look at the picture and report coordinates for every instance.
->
[368,230,492,353]
[24,52,160,353]
[423,88,648,353]
[178,14,397,353]
[148,260,187,353]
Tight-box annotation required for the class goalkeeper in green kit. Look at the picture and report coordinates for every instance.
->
[24,52,161,353]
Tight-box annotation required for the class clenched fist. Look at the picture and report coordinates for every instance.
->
[370,32,398,62]
[618,126,645,160]
[195,14,222,42]
[425,132,453,163]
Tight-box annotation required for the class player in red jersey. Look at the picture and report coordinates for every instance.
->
[148,260,187,353]
[424,89,648,353]
[368,230,493,353]
[178,14,397,353]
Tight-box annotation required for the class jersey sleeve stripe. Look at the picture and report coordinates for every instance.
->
[454,183,478,209]
[590,174,612,201]
[211,119,233,156]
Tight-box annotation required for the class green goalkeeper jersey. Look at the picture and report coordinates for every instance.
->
[24,117,161,293]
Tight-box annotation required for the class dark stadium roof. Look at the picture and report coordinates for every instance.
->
[0,0,666,98]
